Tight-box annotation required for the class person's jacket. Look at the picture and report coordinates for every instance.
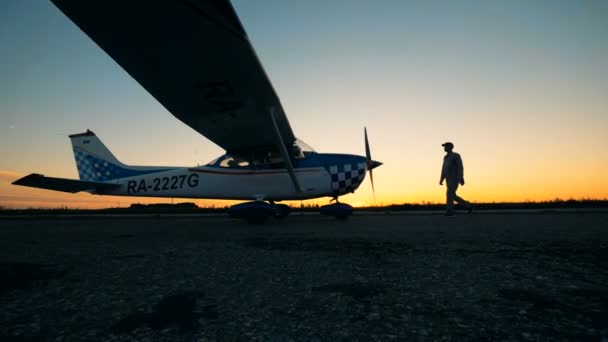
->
[441,152,464,182]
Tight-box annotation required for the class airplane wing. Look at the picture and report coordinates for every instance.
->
[12,173,120,194]
[50,0,296,155]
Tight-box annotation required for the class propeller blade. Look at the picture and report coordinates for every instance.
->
[364,127,379,201]
[369,169,376,199]
[364,127,371,163]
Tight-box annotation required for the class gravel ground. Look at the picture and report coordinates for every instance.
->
[0,211,607,341]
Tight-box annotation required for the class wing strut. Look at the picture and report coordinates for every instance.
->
[270,107,302,193]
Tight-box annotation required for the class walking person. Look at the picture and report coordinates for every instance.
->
[439,142,472,216]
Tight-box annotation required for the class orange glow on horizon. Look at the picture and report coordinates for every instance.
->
[1,169,606,210]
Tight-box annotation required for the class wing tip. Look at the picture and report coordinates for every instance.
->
[12,173,44,186]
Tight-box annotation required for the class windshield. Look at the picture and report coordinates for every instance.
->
[293,139,316,159]
[295,139,316,153]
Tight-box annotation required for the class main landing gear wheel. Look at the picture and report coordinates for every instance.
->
[228,201,291,224]
[320,198,353,220]
[274,204,291,219]
[228,201,276,224]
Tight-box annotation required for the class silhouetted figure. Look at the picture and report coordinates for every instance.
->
[440,142,472,216]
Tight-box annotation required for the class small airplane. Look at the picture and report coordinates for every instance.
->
[13,0,382,223]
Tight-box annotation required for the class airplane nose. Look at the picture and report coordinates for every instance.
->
[368,160,382,170]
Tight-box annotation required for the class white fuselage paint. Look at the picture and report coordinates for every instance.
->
[100,166,333,201]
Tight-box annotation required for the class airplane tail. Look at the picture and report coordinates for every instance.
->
[70,130,142,182]
[12,130,176,193]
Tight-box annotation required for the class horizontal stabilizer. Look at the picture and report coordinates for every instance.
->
[12,173,119,194]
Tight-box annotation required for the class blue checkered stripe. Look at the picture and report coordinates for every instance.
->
[73,148,126,182]
[329,162,366,195]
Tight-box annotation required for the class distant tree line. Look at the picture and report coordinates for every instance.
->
[0,199,606,216]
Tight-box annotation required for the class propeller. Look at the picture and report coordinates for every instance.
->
[364,127,382,198]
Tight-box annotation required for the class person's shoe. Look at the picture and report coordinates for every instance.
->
[468,204,474,214]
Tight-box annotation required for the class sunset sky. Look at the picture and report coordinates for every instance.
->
[1,0,607,209]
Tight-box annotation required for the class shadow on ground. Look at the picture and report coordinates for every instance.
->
[111,291,218,334]
[0,262,68,295]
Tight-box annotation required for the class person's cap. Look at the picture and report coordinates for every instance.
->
[442,142,454,148]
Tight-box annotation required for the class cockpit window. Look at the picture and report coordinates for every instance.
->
[218,156,250,168]
[251,151,283,167]
[206,141,316,169]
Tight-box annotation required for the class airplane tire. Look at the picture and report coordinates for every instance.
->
[320,203,353,219]
[274,204,291,219]
[229,201,274,224]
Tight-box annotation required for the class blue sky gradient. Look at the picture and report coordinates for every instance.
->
[1,0,607,207]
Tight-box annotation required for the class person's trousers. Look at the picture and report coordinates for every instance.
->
[446,179,469,211]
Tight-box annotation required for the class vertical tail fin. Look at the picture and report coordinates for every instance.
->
[70,130,175,182]
[70,130,126,182]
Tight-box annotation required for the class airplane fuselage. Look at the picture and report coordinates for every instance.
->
[98,153,368,201]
